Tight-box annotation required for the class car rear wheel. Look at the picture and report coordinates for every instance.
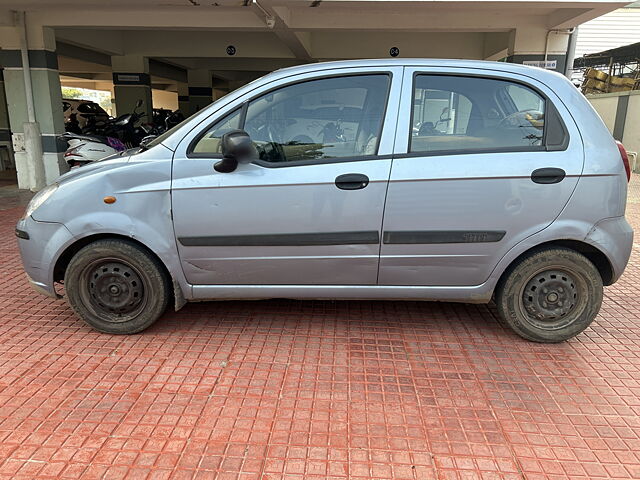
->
[495,247,603,343]
[64,239,170,334]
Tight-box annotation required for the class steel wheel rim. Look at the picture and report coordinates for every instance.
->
[518,266,587,331]
[79,257,148,323]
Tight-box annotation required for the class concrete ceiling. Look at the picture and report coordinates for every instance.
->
[0,0,629,91]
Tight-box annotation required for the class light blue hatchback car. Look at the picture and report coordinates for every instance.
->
[16,59,633,342]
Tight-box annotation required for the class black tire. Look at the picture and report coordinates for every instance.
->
[64,239,170,334]
[495,247,603,343]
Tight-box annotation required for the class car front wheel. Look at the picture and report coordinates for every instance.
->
[64,239,170,334]
[496,247,603,343]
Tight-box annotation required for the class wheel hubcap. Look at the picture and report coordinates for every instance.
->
[522,269,578,322]
[87,262,144,315]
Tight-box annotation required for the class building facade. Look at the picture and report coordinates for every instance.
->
[574,1,640,60]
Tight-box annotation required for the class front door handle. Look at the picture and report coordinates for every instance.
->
[335,173,369,190]
[531,167,566,184]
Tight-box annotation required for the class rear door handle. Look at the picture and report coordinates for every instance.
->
[531,167,566,184]
[335,173,369,190]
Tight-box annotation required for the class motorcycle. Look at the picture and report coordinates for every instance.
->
[60,100,146,168]
[102,99,150,147]
[165,109,185,130]
[152,109,185,133]
[59,101,185,168]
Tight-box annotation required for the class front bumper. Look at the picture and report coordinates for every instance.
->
[16,216,75,298]
[585,215,634,284]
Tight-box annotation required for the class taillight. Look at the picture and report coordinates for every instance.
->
[64,145,82,158]
[616,141,631,182]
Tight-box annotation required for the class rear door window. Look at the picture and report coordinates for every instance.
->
[410,75,547,154]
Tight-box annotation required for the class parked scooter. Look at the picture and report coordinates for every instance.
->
[59,132,127,168]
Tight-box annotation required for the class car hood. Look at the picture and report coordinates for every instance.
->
[56,149,137,185]
[55,142,173,187]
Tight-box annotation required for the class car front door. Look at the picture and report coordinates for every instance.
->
[379,67,583,286]
[172,67,402,286]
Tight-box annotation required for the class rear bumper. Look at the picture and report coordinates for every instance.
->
[585,216,634,284]
[16,216,75,298]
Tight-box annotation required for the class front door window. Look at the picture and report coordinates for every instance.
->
[243,75,390,164]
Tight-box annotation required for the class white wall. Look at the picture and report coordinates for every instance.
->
[588,91,640,171]
[151,89,178,111]
[624,95,640,156]
[588,94,618,132]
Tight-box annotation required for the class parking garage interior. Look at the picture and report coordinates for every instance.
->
[3,3,640,479]
[0,0,630,190]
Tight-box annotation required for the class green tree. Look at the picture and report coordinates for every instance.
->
[61,87,85,99]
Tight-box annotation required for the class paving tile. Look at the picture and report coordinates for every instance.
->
[1,177,640,478]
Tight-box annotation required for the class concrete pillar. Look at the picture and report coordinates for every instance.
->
[111,55,152,120]
[187,69,212,116]
[0,22,66,189]
[214,88,229,101]
[177,82,189,116]
[506,27,570,73]
[0,70,15,172]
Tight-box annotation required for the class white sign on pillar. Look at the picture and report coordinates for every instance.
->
[115,74,143,83]
[522,60,557,70]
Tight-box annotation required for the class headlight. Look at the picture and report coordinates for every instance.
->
[23,183,58,219]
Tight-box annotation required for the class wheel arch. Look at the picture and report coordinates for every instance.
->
[495,239,614,292]
[54,233,187,311]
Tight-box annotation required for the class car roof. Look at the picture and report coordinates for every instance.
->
[269,58,566,83]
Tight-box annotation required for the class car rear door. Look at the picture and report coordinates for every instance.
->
[379,66,583,286]
[171,67,403,286]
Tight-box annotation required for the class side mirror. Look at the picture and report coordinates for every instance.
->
[215,129,255,173]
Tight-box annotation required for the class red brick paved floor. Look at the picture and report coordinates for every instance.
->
[1,183,640,479]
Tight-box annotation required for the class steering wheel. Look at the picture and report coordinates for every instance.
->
[243,122,281,161]
[498,109,543,129]
[248,122,280,144]
[497,108,544,145]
